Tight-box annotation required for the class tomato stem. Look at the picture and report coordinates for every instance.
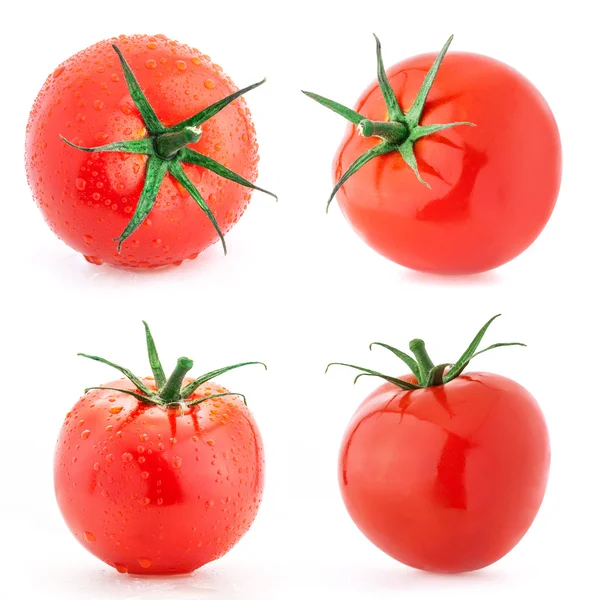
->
[359,120,408,145]
[161,357,194,401]
[409,339,435,384]
[154,127,202,160]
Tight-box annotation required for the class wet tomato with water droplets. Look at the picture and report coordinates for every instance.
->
[55,378,264,574]
[55,322,265,575]
[26,34,268,268]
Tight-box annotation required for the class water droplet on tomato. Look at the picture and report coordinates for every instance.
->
[81,430,91,440]
[176,60,187,71]
[205,499,214,509]
[171,457,183,469]
[139,433,148,442]
[93,100,104,111]
[204,79,215,90]
[75,178,86,191]
[207,439,215,447]
[53,66,65,78]
[145,59,157,69]
[84,255,103,266]
[141,471,149,479]
[83,235,93,245]
[138,557,152,568]
[139,497,150,506]
[106,454,114,463]
[109,406,123,414]
[84,531,96,542]
[147,42,157,50]
[121,453,133,463]
[114,563,128,574]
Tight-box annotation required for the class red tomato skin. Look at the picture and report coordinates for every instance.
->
[339,373,550,573]
[54,378,264,574]
[334,52,561,275]
[26,34,259,268]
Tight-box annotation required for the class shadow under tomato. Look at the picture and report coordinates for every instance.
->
[33,241,221,288]
[399,267,502,287]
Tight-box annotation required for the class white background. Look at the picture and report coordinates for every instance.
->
[2,0,598,597]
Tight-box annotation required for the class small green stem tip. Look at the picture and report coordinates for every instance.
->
[160,357,194,401]
[155,127,202,159]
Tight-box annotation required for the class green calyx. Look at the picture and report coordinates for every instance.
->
[326,315,525,391]
[303,34,475,212]
[79,321,266,407]
[61,45,277,254]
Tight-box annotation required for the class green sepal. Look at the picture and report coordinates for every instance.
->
[143,321,166,389]
[111,45,166,135]
[405,35,453,127]
[369,342,420,381]
[180,362,267,398]
[425,363,451,387]
[325,362,419,391]
[186,391,248,407]
[301,91,364,125]
[170,79,267,131]
[373,34,404,122]
[83,386,158,404]
[398,140,429,187]
[443,314,502,381]
[114,155,169,251]
[327,142,393,211]
[168,160,227,254]
[78,353,153,395]
[60,136,155,155]
[179,148,278,200]
[410,122,475,141]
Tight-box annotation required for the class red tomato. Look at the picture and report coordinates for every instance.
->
[54,324,265,574]
[329,316,550,572]
[306,36,561,275]
[26,34,274,269]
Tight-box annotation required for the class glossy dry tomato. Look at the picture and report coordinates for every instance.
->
[306,36,561,275]
[26,34,275,269]
[329,316,550,572]
[54,323,266,574]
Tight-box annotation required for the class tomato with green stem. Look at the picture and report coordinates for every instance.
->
[54,322,266,575]
[328,315,550,573]
[26,34,276,268]
[304,36,561,275]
